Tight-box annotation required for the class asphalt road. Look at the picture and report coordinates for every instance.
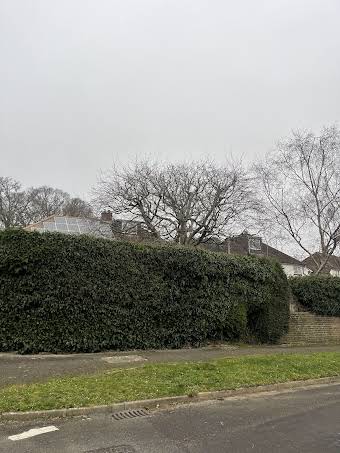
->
[1,383,340,452]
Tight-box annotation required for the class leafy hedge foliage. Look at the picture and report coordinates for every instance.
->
[0,229,289,353]
[290,275,340,316]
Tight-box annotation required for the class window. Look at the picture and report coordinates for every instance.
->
[248,237,261,251]
[293,265,303,275]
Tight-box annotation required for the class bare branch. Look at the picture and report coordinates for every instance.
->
[93,159,255,245]
[255,125,340,274]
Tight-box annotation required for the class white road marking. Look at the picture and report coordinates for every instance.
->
[8,426,59,441]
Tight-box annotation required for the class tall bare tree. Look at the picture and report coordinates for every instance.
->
[0,177,29,228]
[63,197,93,218]
[0,178,93,228]
[256,125,340,274]
[26,186,70,223]
[94,160,254,245]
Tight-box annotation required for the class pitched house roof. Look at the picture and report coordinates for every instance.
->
[24,213,148,240]
[259,243,305,265]
[202,233,306,266]
[24,214,113,237]
[302,253,340,273]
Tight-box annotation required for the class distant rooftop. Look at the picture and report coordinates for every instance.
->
[24,215,112,237]
[303,253,340,272]
[202,232,306,266]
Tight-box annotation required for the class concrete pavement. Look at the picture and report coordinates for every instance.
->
[1,382,340,452]
[1,344,340,387]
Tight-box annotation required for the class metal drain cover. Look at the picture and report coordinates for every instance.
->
[85,446,136,453]
[112,408,149,420]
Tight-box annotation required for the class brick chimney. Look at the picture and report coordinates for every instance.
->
[100,210,113,222]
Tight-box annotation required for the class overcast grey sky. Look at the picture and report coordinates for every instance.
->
[1,0,340,198]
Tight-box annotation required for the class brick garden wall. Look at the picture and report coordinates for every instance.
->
[282,310,340,345]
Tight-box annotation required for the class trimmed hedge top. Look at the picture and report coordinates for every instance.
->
[290,275,340,317]
[0,229,289,353]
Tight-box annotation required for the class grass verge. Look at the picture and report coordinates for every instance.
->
[1,352,340,412]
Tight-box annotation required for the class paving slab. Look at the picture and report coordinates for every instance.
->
[101,355,147,364]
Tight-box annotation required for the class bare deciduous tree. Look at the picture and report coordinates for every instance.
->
[26,186,70,223]
[0,177,29,228]
[0,178,94,228]
[94,160,254,245]
[63,197,93,218]
[256,125,340,274]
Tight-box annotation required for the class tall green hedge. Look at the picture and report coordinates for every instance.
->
[0,229,289,353]
[290,275,340,316]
